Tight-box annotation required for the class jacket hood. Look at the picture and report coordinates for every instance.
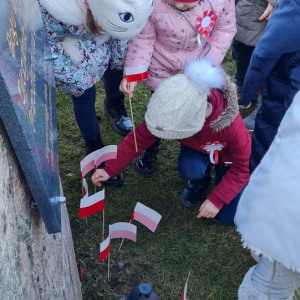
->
[210,74,239,132]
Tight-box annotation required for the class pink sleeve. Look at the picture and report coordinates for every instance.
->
[207,123,251,210]
[124,17,156,73]
[103,122,159,178]
[201,0,236,65]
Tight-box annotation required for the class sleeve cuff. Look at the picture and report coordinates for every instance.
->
[207,193,225,210]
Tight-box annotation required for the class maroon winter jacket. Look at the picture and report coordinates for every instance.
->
[103,86,251,210]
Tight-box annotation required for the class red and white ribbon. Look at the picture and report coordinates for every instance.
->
[200,141,227,164]
[196,10,218,46]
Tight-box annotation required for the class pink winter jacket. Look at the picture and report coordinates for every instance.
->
[124,0,236,91]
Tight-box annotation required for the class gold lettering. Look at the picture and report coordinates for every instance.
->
[6,14,19,58]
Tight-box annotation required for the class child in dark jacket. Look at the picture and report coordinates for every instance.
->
[92,59,251,225]
[241,0,300,173]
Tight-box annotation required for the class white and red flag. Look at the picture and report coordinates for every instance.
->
[125,65,148,83]
[82,177,88,197]
[80,151,96,179]
[99,234,110,261]
[80,145,118,178]
[94,145,117,169]
[110,222,137,242]
[130,202,162,233]
[78,189,105,218]
[180,270,191,300]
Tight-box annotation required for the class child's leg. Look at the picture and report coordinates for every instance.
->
[102,67,133,136]
[214,164,244,225]
[177,147,211,208]
[135,90,160,175]
[239,256,300,299]
[232,40,255,109]
[71,86,103,154]
[232,40,255,88]
[72,85,123,185]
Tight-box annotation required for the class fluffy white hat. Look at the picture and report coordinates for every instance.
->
[88,0,154,39]
[145,59,225,139]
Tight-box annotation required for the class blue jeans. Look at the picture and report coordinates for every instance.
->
[71,68,123,140]
[177,147,243,225]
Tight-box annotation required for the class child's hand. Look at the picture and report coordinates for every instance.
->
[91,169,110,187]
[196,199,219,219]
[119,78,137,97]
[259,2,274,21]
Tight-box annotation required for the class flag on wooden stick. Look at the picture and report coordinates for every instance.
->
[110,222,137,242]
[99,234,110,261]
[79,190,105,218]
[125,65,148,83]
[94,145,117,168]
[82,177,88,197]
[130,202,162,232]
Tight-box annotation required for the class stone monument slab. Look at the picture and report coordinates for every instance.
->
[0,0,63,234]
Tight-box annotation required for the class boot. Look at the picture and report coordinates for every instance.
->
[84,134,105,156]
[179,173,211,208]
[243,94,262,131]
[135,139,161,175]
[102,96,133,136]
[84,135,123,186]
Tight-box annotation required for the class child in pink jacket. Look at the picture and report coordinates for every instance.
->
[120,0,236,174]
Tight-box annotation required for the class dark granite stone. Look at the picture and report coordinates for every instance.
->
[0,0,63,234]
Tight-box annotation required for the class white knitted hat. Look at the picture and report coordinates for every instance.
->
[145,59,225,139]
[88,0,153,39]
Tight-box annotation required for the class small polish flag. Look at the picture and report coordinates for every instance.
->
[125,65,148,83]
[94,145,117,168]
[181,270,191,300]
[82,178,88,197]
[110,222,137,242]
[80,151,96,178]
[130,202,162,232]
[79,189,105,218]
[99,234,110,261]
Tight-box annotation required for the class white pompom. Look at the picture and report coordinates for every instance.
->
[184,59,225,95]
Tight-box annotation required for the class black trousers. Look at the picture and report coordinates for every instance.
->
[232,40,255,87]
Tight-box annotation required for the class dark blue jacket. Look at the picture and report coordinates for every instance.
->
[242,0,300,172]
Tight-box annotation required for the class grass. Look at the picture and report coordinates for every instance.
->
[56,52,255,300]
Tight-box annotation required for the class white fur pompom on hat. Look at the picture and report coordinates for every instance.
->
[145,58,225,140]
[184,59,225,95]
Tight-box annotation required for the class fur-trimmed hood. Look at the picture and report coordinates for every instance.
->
[210,74,239,132]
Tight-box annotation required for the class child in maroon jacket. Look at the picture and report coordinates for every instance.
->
[92,59,251,225]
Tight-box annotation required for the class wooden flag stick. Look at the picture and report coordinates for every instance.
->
[81,178,88,226]
[102,209,105,241]
[128,95,138,152]
[118,219,132,252]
